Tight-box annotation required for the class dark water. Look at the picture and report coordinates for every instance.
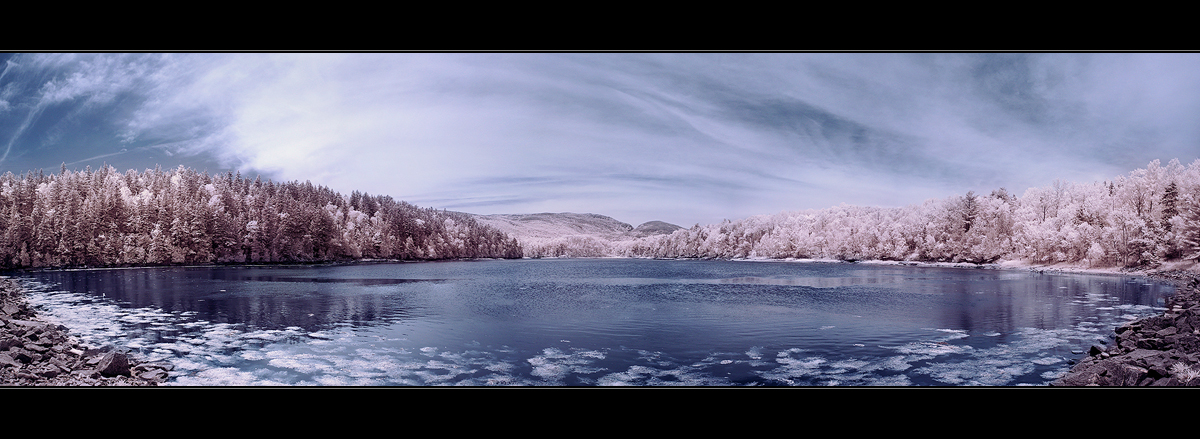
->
[13,259,1175,386]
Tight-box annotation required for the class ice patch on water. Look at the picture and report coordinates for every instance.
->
[597,355,737,386]
[827,359,872,372]
[239,350,267,362]
[776,355,826,370]
[934,328,970,340]
[414,359,479,384]
[527,347,609,385]
[170,367,296,386]
[745,346,764,360]
[900,324,1121,386]
[1041,369,1067,381]
[267,352,335,375]
[1031,356,1065,366]
[879,355,913,371]
[597,365,689,386]
[757,352,825,385]
[891,341,970,357]
[19,272,1170,387]
[916,356,1036,386]
[485,361,517,374]
[865,374,913,386]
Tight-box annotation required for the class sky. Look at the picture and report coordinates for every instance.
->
[0,52,1197,227]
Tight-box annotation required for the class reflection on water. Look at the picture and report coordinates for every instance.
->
[27,266,437,332]
[14,259,1176,386]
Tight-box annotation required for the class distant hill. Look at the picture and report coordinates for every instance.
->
[630,220,684,237]
[471,212,681,242]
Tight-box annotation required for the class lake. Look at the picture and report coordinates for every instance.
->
[12,258,1176,386]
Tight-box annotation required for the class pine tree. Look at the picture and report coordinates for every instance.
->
[0,164,527,267]
[1182,193,1200,262]
[1160,181,1183,259]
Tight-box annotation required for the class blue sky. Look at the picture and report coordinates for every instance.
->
[1,52,1197,227]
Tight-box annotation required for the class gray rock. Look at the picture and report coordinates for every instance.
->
[139,369,169,382]
[0,337,22,351]
[0,352,20,368]
[10,348,33,364]
[94,351,131,377]
[1055,270,1200,386]
[35,365,60,378]
[1,276,165,385]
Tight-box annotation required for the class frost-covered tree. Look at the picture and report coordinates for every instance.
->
[0,164,522,269]
[604,159,1200,269]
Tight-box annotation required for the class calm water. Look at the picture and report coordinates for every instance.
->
[12,259,1175,386]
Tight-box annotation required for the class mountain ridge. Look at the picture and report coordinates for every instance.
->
[470,212,682,242]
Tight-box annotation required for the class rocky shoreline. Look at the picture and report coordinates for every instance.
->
[1052,269,1200,386]
[3,261,1198,387]
[0,277,169,386]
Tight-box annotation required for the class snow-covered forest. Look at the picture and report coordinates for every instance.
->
[3,159,1199,271]
[0,165,523,269]
[610,159,1200,269]
[503,159,1200,270]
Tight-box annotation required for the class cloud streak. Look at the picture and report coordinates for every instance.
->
[0,53,1197,227]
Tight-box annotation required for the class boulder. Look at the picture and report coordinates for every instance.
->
[1055,270,1200,386]
[0,352,20,368]
[1169,334,1200,352]
[0,337,21,351]
[138,369,169,382]
[1136,338,1165,350]
[10,348,34,364]
[1108,363,1148,386]
[94,351,131,377]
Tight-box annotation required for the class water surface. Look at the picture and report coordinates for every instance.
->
[15,259,1175,386]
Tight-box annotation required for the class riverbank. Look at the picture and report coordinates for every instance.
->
[889,257,1200,386]
[865,258,1200,386]
[0,277,169,386]
[771,256,1200,386]
[5,256,1197,386]
[1051,268,1200,386]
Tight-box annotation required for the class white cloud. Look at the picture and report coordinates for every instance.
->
[5,53,1200,227]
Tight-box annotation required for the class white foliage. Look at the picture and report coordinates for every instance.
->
[494,159,1200,269]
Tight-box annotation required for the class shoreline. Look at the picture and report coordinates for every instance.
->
[3,257,1196,386]
[1051,268,1200,386]
[786,256,1200,386]
[712,255,1198,280]
[0,277,168,386]
[677,255,1200,386]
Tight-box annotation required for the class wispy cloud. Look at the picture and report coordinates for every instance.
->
[1,53,1197,226]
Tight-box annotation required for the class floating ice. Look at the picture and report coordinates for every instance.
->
[745,346,764,360]
[15,266,1173,387]
[527,347,609,384]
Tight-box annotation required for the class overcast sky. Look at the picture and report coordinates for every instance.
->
[1,52,1197,227]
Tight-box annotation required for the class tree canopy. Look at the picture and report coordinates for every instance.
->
[0,165,522,269]
[524,159,1200,270]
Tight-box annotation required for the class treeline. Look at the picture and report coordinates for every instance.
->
[10,159,1200,271]
[0,165,523,269]
[612,159,1200,268]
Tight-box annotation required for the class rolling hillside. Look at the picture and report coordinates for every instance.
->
[470,212,683,257]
